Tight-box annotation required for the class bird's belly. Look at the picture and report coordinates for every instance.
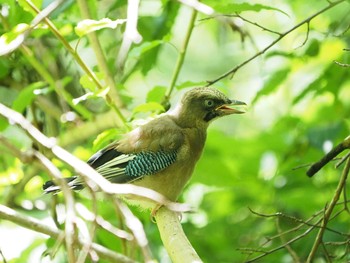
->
[125,161,195,210]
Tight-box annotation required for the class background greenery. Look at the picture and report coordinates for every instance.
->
[0,0,350,262]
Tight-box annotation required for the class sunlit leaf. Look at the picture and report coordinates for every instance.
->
[147,86,167,103]
[93,129,123,152]
[75,18,126,37]
[79,72,105,92]
[133,102,165,114]
[17,0,42,16]
[2,23,30,43]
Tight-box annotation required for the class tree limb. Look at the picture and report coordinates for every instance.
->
[307,136,350,177]
[155,207,202,263]
[0,204,136,263]
[206,0,346,86]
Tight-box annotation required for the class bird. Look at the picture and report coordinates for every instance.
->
[43,87,246,211]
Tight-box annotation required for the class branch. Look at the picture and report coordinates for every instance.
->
[163,5,198,108]
[0,103,190,213]
[76,0,124,107]
[155,206,202,263]
[0,204,136,263]
[306,157,350,262]
[206,0,347,86]
[307,136,350,177]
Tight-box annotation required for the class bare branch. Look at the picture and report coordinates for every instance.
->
[307,136,350,177]
[0,204,136,263]
[334,60,350,67]
[233,14,282,36]
[307,157,350,262]
[206,0,346,86]
[295,22,310,49]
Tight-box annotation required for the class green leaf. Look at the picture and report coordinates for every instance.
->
[146,86,167,103]
[213,3,289,16]
[12,82,47,113]
[0,23,30,51]
[17,0,42,16]
[129,40,165,59]
[253,68,290,103]
[133,102,165,115]
[75,18,126,37]
[79,72,105,92]
[93,129,122,152]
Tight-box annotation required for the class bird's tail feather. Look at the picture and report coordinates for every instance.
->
[43,176,83,193]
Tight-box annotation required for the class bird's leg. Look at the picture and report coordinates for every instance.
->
[150,204,162,222]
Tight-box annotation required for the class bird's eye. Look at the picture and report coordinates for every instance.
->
[204,99,214,108]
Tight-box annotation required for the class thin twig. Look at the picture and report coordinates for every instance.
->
[0,248,7,263]
[249,208,348,237]
[163,5,198,108]
[76,0,124,107]
[25,0,128,126]
[295,22,310,49]
[206,0,346,86]
[232,14,282,36]
[307,136,350,177]
[113,198,154,262]
[306,157,350,262]
[275,218,301,263]
[34,151,77,263]
[242,219,321,262]
[334,60,350,67]
[335,152,350,169]
[0,204,136,263]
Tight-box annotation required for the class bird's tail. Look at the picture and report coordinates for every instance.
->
[43,176,83,194]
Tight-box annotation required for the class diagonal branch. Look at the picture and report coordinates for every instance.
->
[206,0,347,86]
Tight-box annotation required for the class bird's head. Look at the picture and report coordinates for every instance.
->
[170,87,246,128]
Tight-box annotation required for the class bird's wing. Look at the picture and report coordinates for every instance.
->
[87,146,178,183]
[88,116,185,183]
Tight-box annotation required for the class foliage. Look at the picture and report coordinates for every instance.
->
[0,0,350,262]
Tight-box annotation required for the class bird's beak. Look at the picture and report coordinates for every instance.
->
[216,100,247,115]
